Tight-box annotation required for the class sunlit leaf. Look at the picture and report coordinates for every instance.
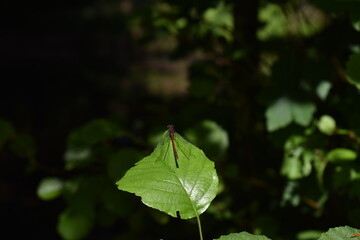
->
[281,156,303,180]
[214,232,271,240]
[185,120,229,159]
[117,128,218,219]
[37,177,64,201]
[282,136,306,179]
[203,1,233,41]
[265,97,316,132]
[317,115,336,135]
[257,3,287,40]
[292,102,316,126]
[64,148,92,170]
[327,148,357,163]
[265,97,292,131]
[316,81,332,101]
[318,226,359,240]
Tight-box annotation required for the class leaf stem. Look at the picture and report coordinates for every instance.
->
[196,215,204,240]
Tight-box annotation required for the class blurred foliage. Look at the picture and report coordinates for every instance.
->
[2,0,360,239]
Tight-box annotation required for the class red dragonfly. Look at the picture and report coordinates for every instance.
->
[351,233,360,238]
[167,124,179,168]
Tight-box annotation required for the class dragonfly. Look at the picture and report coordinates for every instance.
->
[167,124,181,219]
[352,233,360,238]
[167,124,179,168]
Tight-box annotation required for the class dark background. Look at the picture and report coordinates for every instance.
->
[1,0,360,239]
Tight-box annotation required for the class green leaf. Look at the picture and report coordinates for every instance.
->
[257,3,287,41]
[292,102,316,126]
[265,97,316,132]
[102,185,135,217]
[185,120,229,159]
[316,81,332,101]
[281,135,310,180]
[0,119,14,148]
[296,230,322,240]
[9,134,36,157]
[117,128,219,219]
[346,53,360,90]
[317,115,336,135]
[327,148,357,163]
[37,177,64,201]
[214,232,271,240]
[203,1,233,41]
[318,226,359,240]
[107,148,144,181]
[64,148,92,170]
[57,202,95,240]
[67,119,121,148]
[266,97,292,131]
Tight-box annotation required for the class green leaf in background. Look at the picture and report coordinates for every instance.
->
[117,128,219,219]
[318,226,360,240]
[265,97,316,132]
[281,181,301,207]
[203,1,233,41]
[257,3,287,41]
[281,136,306,179]
[67,119,122,148]
[353,19,360,32]
[346,53,360,90]
[9,133,36,157]
[57,202,95,240]
[292,101,316,126]
[296,230,322,240]
[64,148,92,170]
[326,148,357,163]
[37,177,64,201]
[185,120,229,159]
[107,148,144,181]
[214,232,271,240]
[102,184,135,217]
[316,81,332,101]
[317,115,336,135]
[266,97,292,131]
[0,119,14,148]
